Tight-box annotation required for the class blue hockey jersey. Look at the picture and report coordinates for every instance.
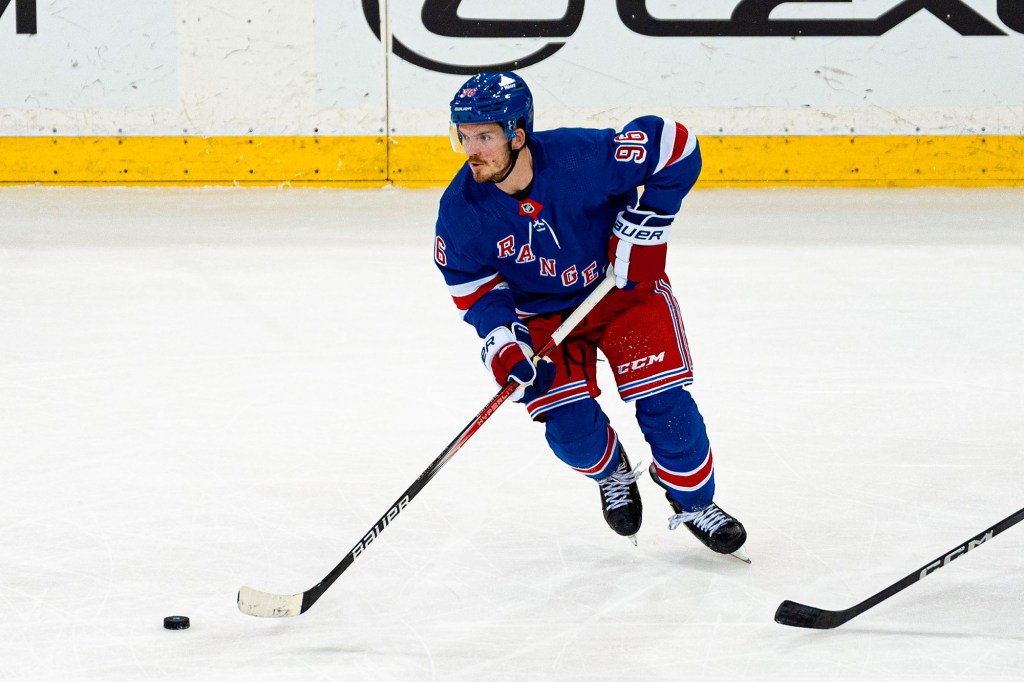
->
[434,116,702,338]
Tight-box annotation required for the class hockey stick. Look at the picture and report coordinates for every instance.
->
[238,275,616,617]
[775,505,1024,629]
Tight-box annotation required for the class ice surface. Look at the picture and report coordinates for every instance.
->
[1,186,1022,681]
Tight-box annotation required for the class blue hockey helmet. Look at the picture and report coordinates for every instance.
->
[449,72,534,151]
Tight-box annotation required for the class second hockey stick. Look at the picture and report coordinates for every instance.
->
[775,505,1024,629]
[238,275,616,618]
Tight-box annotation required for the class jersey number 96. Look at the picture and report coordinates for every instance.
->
[613,131,648,163]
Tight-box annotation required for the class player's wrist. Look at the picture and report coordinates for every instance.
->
[482,322,533,380]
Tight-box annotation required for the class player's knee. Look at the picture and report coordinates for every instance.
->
[544,399,613,469]
[545,399,606,444]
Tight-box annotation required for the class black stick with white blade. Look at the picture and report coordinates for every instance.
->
[237,276,616,618]
[775,505,1024,629]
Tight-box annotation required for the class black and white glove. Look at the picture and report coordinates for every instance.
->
[608,207,674,289]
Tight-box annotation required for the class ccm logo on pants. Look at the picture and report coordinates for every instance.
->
[617,352,665,375]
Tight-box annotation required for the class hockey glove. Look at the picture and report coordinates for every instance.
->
[608,207,674,289]
[481,322,556,403]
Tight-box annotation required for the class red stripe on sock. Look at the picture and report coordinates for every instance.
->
[654,448,713,491]
[575,425,618,476]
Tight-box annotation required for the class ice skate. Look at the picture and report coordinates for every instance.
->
[597,447,643,544]
[650,465,749,563]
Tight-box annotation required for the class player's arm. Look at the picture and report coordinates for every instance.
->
[610,115,701,215]
[605,116,702,288]
[434,216,518,335]
[434,218,553,402]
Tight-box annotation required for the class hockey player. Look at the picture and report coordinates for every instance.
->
[433,71,747,560]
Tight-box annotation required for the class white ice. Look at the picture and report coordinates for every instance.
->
[1,186,1022,681]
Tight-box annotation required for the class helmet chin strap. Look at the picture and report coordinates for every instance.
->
[490,141,521,184]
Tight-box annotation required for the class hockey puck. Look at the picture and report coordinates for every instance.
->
[163,615,190,630]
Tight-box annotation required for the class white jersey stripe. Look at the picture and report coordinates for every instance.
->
[654,118,697,175]
[447,274,504,298]
[654,118,678,175]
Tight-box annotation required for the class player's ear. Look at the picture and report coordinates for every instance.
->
[511,128,527,151]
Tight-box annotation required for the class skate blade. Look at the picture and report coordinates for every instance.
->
[627,534,638,547]
[730,545,751,564]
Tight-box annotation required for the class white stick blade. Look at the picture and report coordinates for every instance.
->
[237,586,303,617]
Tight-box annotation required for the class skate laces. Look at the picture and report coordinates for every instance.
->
[598,458,643,511]
[668,504,729,533]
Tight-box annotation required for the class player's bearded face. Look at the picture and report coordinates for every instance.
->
[457,124,513,183]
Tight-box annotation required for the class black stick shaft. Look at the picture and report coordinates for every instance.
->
[775,505,1024,629]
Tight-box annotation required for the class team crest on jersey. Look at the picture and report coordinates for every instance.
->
[518,199,542,217]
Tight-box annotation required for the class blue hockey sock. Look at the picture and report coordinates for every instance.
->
[543,399,620,480]
[636,388,715,511]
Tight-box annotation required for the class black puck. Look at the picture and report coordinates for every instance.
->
[163,615,190,630]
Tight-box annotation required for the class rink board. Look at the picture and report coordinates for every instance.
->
[1,134,1022,187]
[3,2,1024,185]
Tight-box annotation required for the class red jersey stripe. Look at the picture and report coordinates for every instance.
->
[450,274,505,312]
[664,121,690,169]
